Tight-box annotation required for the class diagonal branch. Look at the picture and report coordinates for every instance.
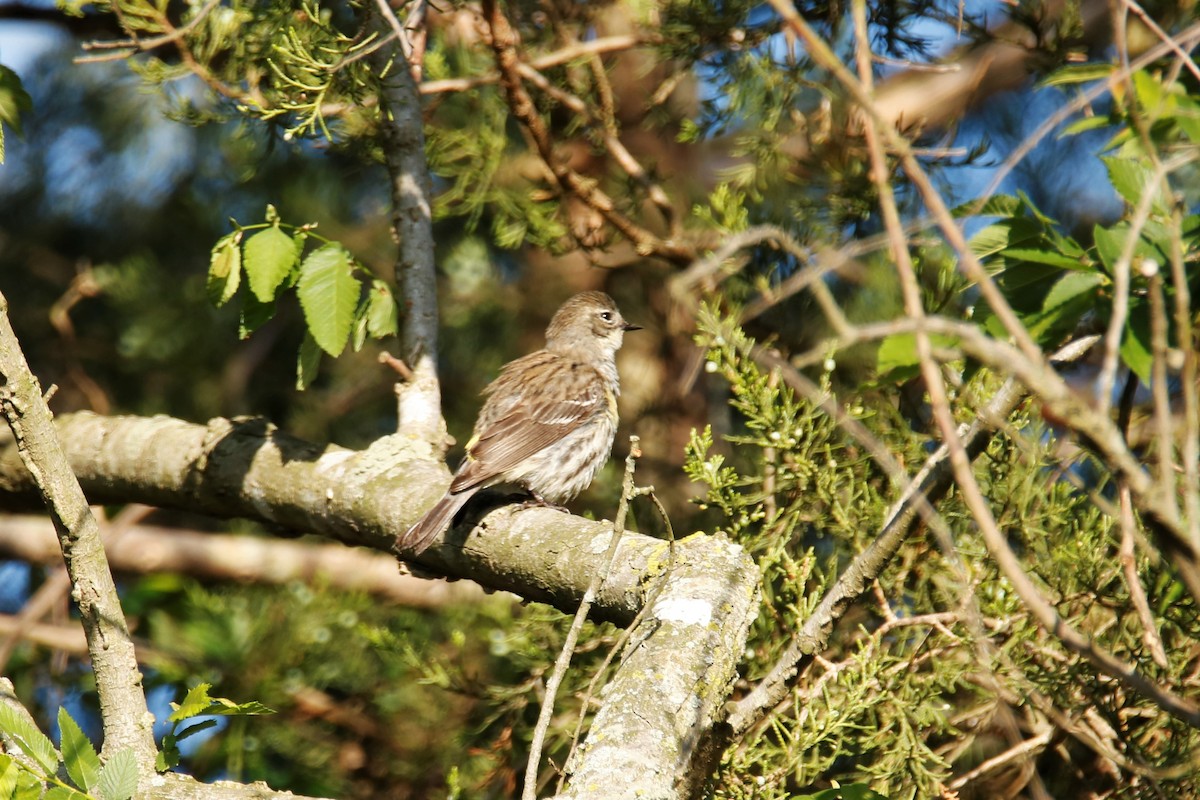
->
[0,291,157,771]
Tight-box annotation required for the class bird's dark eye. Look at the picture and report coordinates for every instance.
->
[599,311,614,322]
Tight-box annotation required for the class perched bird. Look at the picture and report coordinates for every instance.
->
[397,291,640,555]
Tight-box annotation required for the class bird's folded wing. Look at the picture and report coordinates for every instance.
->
[450,357,605,493]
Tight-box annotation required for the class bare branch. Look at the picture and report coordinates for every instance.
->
[0,291,156,770]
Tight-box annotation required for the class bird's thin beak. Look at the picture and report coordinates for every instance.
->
[623,322,643,332]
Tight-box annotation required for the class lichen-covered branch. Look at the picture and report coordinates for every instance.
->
[0,292,157,771]
[0,411,745,627]
[367,4,448,451]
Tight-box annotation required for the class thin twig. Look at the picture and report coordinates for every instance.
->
[556,487,676,796]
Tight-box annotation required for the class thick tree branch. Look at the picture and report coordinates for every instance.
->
[367,5,448,451]
[0,410,759,798]
[0,292,157,771]
[0,412,741,627]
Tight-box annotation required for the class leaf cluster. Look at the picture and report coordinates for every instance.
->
[0,706,136,800]
[206,204,398,389]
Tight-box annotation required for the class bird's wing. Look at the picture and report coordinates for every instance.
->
[450,352,606,493]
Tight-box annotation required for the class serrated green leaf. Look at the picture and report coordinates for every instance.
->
[1042,270,1104,313]
[173,719,218,743]
[57,708,100,793]
[297,243,360,356]
[95,749,137,800]
[243,226,298,303]
[1039,62,1114,87]
[1093,222,1171,274]
[0,755,18,800]
[1132,70,1165,114]
[1023,270,1105,342]
[0,704,60,776]
[168,683,212,723]
[1103,156,1166,214]
[206,234,242,307]
[968,217,1044,259]
[155,742,178,773]
[12,767,43,800]
[956,194,1021,218]
[297,331,322,391]
[44,787,90,800]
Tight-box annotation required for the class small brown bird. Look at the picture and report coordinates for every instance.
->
[397,291,640,555]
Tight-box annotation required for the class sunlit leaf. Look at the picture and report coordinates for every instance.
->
[95,749,137,800]
[168,683,213,723]
[1059,115,1112,138]
[243,225,298,303]
[57,708,100,793]
[206,233,242,307]
[297,243,360,356]
[876,332,959,381]
[0,704,59,775]
[1103,156,1166,214]
[0,755,18,799]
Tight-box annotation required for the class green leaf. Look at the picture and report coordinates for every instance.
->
[296,243,360,356]
[365,280,399,340]
[0,755,19,800]
[95,749,137,800]
[243,226,299,303]
[1000,247,1088,270]
[206,233,242,307]
[1120,300,1153,383]
[1024,270,1105,342]
[1093,221,1170,274]
[0,65,32,164]
[1103,156,1166,214]
[954,193,1020,218]
[968,217,1044,259]
[239,293,276,339]
[57,708,100,793]
[168,683,213,723]
[876,332,959,381]
[1059,115,1112,138]
[173,719,218,742]
[1039,62,1114,87]
[0,704,60,775]
[155,741,178,774]
[296,331,322,391]
[44,788,90,800]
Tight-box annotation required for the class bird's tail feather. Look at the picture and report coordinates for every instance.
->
[396,490,475,555]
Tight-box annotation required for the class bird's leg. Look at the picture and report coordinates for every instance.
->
[522,489,570,514]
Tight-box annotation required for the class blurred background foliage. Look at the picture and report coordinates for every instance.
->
[0,0,1198,797]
